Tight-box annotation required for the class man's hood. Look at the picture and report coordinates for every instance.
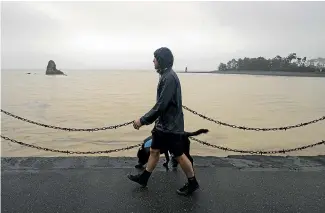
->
[154,47,174,72]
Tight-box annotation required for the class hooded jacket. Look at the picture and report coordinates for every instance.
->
[140,47,184,133]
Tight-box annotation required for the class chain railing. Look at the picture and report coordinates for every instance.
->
[0,135,142,154]
[189,137,325,155]
[182,105,325,131]
[1,134,324,155]
[1,109,133,131]
[2,108,325,132]
[2,107,325,155]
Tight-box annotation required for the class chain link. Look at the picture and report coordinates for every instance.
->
[1,135,142,154]
[190,136,325,155]
[182,105,325,131]
[1,109,133,131]
[2,107,325,132]
[1,134,324,155]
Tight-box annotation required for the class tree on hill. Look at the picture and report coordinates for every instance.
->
[218,53,324,72]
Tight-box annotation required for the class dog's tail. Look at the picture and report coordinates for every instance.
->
[184,129,209,137]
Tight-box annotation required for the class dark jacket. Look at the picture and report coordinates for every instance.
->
[140,47,184,133]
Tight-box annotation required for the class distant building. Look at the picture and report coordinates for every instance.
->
[185,67,188,72]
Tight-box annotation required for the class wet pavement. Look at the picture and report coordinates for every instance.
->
[2,156,325,213]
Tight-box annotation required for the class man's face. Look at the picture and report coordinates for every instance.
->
[153,57,159,70]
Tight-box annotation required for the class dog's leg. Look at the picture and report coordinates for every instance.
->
[135,148,149,169]
[171,154,178,168]
[163,152,170,170]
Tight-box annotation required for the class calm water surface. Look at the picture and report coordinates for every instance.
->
[1,70,325,157]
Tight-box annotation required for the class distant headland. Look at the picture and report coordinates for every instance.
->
[179,53,325,77]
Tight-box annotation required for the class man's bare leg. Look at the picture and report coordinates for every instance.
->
[127,148,160,187]
[175,153,194,177]
[146,148,160,172]
[175,153,199,196]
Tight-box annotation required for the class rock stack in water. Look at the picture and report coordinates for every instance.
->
[46,60,66,75]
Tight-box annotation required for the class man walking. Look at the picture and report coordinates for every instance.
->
[128,47,199,196]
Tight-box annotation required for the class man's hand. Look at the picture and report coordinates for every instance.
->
[133,119,142,130]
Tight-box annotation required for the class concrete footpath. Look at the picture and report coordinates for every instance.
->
[2,155,325,213]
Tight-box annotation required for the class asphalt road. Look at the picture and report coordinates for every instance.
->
[2,163,325,213]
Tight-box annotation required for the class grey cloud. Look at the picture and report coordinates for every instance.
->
[1,1,325,71]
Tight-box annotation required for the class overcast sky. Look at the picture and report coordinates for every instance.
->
[2,1,325,71]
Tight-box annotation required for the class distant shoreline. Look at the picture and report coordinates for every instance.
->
[178,70,325,78]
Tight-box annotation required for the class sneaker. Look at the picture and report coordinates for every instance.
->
[176,181,199,196]
[127,174,147,187]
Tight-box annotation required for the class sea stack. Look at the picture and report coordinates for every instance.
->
[46,60,66,75]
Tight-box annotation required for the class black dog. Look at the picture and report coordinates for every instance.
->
[135,129,209,170]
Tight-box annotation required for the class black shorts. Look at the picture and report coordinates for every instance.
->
[151,128,184,157]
